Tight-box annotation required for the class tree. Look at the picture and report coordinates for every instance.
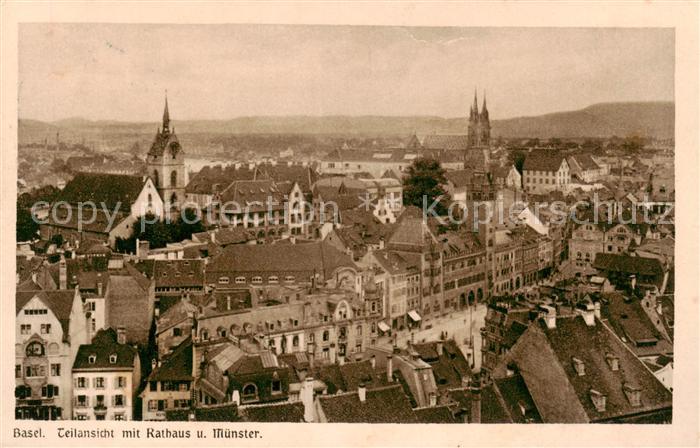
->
[16,205,38,242]
[174,208,205,241]
[402,157,448,215]
[508,150,527,174]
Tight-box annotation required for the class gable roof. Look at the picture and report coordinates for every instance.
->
[523,150,567,172]
[239,402,305,422]
[147,337,193,382]
[185,164,256,195]
[73,328,138,370]
[421,134,469,151]
[317,384,417,423]
[207,241,356,280]
[56,172,148,213]
[593,253,664,277]
[16,289,77,338]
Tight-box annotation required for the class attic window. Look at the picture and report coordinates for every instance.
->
[605,353,620,371]
[623,383,642,407]
[88,355,97,364]
[590,389,606,412]
[572,357,586,376]
[109,354,118,364]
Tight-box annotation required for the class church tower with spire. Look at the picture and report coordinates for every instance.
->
[467,90,491,148]
[147,94,186,210]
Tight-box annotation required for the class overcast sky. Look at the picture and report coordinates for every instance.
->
[19,24,674,122]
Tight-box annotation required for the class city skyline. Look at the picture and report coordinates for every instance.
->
[19,24,674,123]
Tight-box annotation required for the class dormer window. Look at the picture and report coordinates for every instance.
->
[572,357,585,376]
[88,355,97,364]
[623,383,642,407]
[605,353,620,371]
[109,354,118,364]
[590,389,606,412]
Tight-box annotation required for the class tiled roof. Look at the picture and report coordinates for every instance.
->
[73,328,138,370]
[421,134,469,151]
[569,154,601,171]
[413,340,471,390]
[185,164,256,195]
[56,172,147,213]
[496,316,673,422]
[104,265,152,345]
[218,180,286,212]
[256,164,318,193]
[522,150,567,172]
[207,241,356,280]
[318,384,417,423]
[413,405,457,423]
[240,402,305,422]
[493,375,542,423]
[444,169,475,188]
[153,259,205,288]
[593,253,664,277]
[147,337,193,382]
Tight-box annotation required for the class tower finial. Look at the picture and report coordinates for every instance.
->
[162,91,170,133]
[473,88,479,114]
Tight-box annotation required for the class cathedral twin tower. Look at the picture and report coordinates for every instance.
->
[468,91,491,148]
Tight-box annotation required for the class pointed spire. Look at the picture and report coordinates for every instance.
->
[481,91,489,121]
[162,90,170,133]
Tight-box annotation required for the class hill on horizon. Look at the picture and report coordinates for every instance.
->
[18,101,674,143]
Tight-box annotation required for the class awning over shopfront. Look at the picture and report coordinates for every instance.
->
[408,310,422,322]
[377,321,391,332]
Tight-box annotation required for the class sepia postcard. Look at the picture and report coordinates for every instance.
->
[1,2,698,447]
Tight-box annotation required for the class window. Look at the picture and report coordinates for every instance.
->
[94,377,105,389]
[242,383,258,402]
[41,385,58,398]
[218,276,230,285]
[113,394,125,407]
[235,276,246,284]
[149,381,157,392]
[251,276,263,284]
[15,364,22,378]
[76,395,89,407]
[271,379,282,394]
[109,354,118,364]
[20,324,31,335]
[117,376,127,388]
[322,330,330,342]
[25,342,44,357]
[157,400,167,411]
[284,275,295,283]
[173,327,182,337]
[113,414,125,421]
[88,354,97,364]
[148,400,158,411]
[268,276,279,284]
[50,363,61,376]
[76,377,87,388]
[170,170,177,187]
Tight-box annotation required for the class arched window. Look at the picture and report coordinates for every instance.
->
[170,170,177,187]
[242,383,257,401]
[26,341,44,357]
[477,288,483,301]
[147,193,153,206]
[170,192,178,206]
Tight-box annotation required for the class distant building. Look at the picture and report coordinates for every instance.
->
[147,96,186,210]
[522,151,570,194]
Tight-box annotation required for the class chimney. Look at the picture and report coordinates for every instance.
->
[605,353,619,371]
[572,357,586,376]
[301,377,315,422]
[542,305,556,329]
[59,256,67,289]
[231,389,241,406]
[329,344,337,364]
[370,355,376,370]
[630,275,637,290]
[594,301,601,319]
[358,383,367,403]
[135,238,140,257]
[386,355,393,382]
[470,375,481,423]
[577,303,595,327]
[117,326,127,345]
